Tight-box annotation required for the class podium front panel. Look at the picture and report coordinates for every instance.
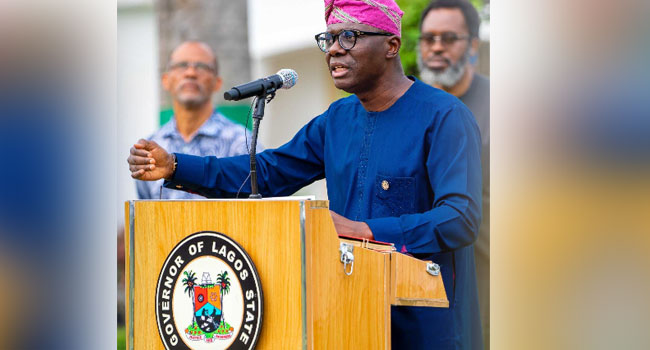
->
[126,200,305,349]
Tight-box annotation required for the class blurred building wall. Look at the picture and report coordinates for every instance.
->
[117,0,159,225]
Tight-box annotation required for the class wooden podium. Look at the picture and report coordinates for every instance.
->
[125,199,448,349]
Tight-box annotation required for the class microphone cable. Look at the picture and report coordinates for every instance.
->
[236,96,258,199]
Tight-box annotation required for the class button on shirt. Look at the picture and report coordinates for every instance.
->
[136,111,262,199]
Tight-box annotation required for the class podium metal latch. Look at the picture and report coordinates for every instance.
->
[339,242,355,276]
[426,262,440,276]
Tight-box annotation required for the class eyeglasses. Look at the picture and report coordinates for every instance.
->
[315,30,393,53]
[419,32,469,46]
[167,61,216,74]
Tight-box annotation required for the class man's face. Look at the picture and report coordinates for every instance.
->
[162,43,222,109]
[418,8,474,88]
[324,23,390,94]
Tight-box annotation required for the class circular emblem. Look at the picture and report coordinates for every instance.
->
[155,231,263,350]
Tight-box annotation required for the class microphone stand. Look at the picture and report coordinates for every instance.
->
[248,88,276,199]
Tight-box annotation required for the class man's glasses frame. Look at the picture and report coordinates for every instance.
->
[315,29,393,53]
[418,32,470,47]
[167,61,216,74]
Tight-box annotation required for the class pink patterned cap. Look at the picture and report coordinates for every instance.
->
[324,0,404,37]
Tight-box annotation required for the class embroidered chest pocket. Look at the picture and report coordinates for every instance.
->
[372,174,416,218]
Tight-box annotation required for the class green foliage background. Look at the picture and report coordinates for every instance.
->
[396,0,486,77]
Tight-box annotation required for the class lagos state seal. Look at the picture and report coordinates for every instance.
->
[155,231,263,350]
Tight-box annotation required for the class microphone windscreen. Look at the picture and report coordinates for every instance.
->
[276,69,298,90]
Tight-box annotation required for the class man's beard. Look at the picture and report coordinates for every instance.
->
[177,95,210,109]
[174,81,210,109]
[417,47,470,89]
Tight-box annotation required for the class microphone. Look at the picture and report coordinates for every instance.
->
[223,69,298,101]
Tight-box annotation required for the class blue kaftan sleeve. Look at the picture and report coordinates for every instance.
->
[163,113,327,198]
[365,104,483,254]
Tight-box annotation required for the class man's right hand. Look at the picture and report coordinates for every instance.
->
[127,139,175,181]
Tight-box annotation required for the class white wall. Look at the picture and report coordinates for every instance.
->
[117,1,158,226]
[247,0,327,59]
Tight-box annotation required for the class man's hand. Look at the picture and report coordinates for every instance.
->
[127,139,175,181]
[329,210,374,240]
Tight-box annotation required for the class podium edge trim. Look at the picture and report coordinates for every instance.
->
[128,201,135,350]
[300,201,307,350]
